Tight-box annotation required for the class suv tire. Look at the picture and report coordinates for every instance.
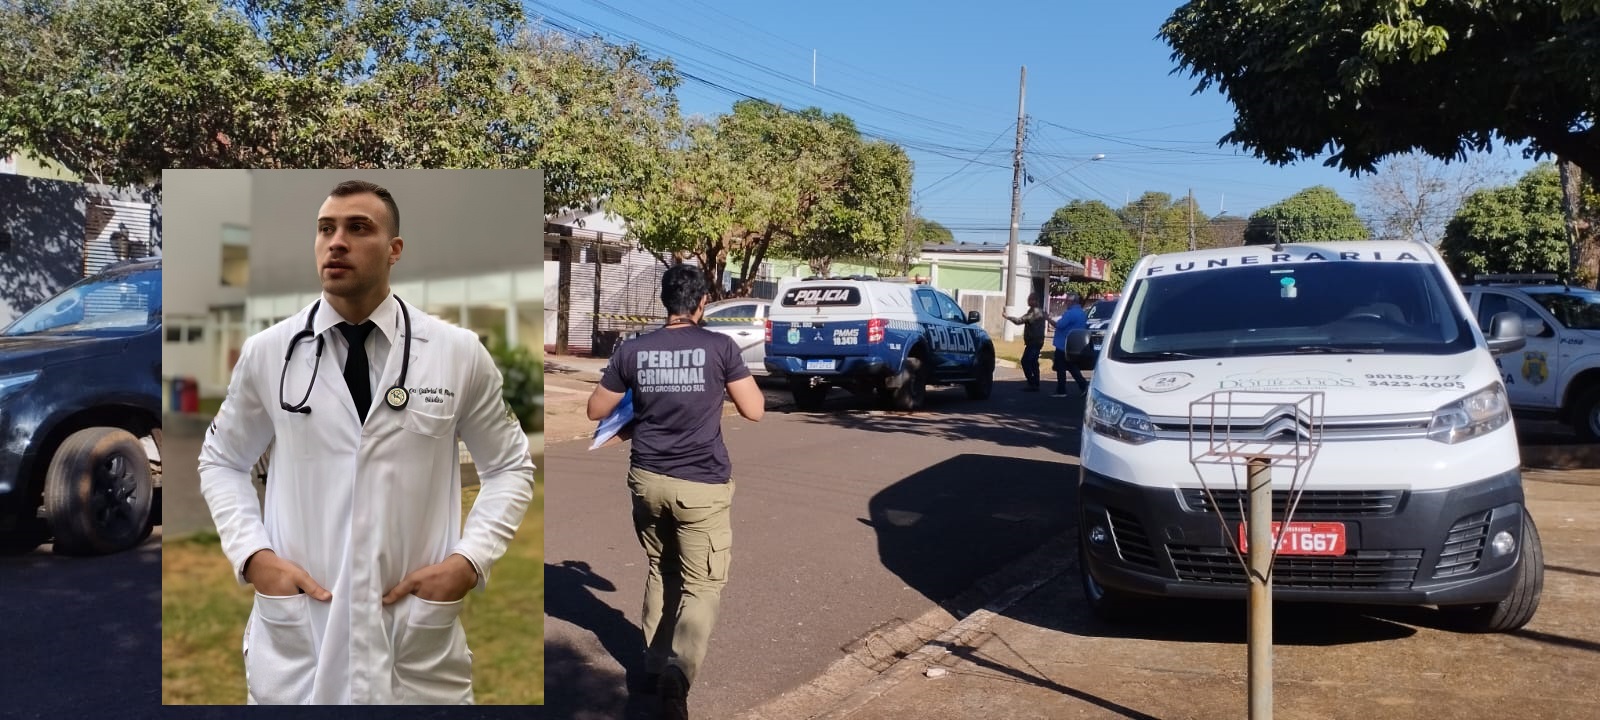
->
[1572,385,1600,442]
[45,427,154,556]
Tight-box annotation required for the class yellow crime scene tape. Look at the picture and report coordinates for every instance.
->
[588,313,761,324]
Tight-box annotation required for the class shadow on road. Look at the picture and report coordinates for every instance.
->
[544,560,656,719]
[0,534,161,719]
[786,377,1085,453]
[865,453,1079,605]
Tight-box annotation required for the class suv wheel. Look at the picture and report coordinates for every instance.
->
[1572,385,1600,442]
[889,356,927,411]
[1438,509,1544,632]
[45,427,154,556]
[790,378,829,412]
[965,349,995,400]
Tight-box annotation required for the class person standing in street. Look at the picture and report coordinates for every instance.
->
[586,264,766,720]
[198,179,537,704]
[1004,292,1048,392]
[1052,291,1091,397]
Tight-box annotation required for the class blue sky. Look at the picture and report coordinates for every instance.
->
[527,0,1533,245]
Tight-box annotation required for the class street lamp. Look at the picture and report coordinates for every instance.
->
[1003,153,1105,341]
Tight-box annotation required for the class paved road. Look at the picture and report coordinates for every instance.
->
[0,532,162,720]
[544,368,1089,719]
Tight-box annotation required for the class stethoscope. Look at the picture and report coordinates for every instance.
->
[279,297,412,415]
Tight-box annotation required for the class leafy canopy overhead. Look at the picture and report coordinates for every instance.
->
[0,0,680,211]
[1162,0,1600,175]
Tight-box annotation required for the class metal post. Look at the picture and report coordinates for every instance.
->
[1247,456,1273,720]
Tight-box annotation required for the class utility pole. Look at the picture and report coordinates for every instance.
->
[1188,188,1197,251]
[1003,66,1027,342]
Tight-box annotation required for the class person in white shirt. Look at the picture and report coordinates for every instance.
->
[198,180,536,705]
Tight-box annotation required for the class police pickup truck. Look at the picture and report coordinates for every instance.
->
[764,277,995,411]
[1460,275,1600,441]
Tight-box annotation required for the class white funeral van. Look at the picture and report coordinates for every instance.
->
[1071,240,1544,632]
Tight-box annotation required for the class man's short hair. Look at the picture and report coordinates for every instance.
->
[329,180,400,237]
[1063,291,1082,305]
[661,264,708,317]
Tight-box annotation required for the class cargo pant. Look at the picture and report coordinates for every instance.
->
[628,466,734,687]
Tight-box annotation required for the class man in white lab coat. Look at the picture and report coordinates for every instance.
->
[198,179,537,705]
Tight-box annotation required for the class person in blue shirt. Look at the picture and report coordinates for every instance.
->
[1051,292,1090,397]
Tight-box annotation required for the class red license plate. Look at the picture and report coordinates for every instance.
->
[1237,522,1346,556]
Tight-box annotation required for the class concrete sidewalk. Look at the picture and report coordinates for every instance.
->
[737,478,1600,720]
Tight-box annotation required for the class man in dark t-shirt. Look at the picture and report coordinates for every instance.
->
[586,264,765,720]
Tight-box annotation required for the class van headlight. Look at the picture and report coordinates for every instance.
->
[1428,383,1511,444]
[0,371,40,403]
[1087,389,1157,444]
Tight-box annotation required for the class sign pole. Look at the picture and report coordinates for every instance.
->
[1247,456,1273,720]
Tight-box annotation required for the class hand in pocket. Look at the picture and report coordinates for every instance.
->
[382,554,478,604]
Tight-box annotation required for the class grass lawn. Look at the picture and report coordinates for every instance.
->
[160,462,545,705]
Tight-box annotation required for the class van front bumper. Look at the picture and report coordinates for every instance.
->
[1078,468,1527,606]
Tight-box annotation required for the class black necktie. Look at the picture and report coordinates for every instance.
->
[338,321,378,423]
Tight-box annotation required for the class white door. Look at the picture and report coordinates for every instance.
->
[1475,290,1560,409]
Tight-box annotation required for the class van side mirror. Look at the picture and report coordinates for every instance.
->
[967,310,981,324]
[1486,311,1527,355]
[1066,328,1091,355]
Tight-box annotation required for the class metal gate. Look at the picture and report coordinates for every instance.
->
[83,198,155,277]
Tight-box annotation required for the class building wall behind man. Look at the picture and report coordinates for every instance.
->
[249,170,541,295]
[0,174,88,324]
[162,170,250,317]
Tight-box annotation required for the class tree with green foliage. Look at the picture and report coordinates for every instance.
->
[0,1,680,210]
[1440,164,1598,279]
[1244,186,1370,245]
[615,100,911,299]
[1118,192,1212,255]
[909,217,954,246]
[1038,200,1139,295]
[1162,1,1600,176]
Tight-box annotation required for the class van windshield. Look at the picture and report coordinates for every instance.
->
[1109,260,1476,361]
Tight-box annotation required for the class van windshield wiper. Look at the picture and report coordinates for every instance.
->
[1289,345,1386,354]
[1117,350,1211,361]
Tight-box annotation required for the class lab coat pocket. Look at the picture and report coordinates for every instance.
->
[395,596,471,703]
[245,592,316,705]
[402,409,456,439]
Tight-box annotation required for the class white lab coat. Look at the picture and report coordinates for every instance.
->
[198,295,536,705]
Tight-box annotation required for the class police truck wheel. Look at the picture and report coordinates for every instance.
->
[1438,509,1544,633]
[44,427,153,556]
[965,349,995,400]
[890,356,926,411]
[1572,386,1600,442]
[790,378,829,412]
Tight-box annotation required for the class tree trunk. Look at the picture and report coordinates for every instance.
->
[1559,160,1593,286]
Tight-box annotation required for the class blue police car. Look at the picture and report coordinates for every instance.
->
[764,277,995,411]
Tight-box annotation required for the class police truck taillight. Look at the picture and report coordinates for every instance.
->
[868,318,887,343]
[765,319,772,343]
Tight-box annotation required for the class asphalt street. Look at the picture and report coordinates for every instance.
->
[543,367,1089,719]
[0,532,162,720]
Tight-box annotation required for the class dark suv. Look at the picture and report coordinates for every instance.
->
[0,258,162,555]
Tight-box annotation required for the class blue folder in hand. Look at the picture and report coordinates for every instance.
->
[590,389,635,450]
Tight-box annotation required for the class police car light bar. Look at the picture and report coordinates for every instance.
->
[1468,273,1565,286]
